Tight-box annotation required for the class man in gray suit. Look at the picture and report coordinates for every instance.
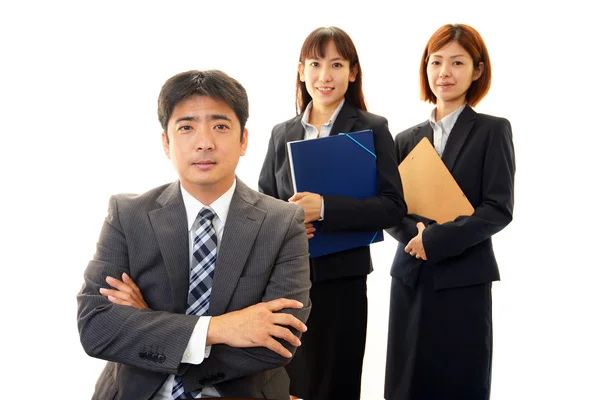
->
[77,69,311,400]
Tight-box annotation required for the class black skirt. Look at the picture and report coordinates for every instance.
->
[385,265,493,400]
[286,275,368,400]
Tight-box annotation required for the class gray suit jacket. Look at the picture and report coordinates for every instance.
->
[77,179,311,400]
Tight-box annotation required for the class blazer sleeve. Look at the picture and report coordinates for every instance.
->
[320,117,407,232]
[258,129,279,199]
[181,205,311,390]
[76,196,198,374]
[385,131,436,244]
[422,118,516,264]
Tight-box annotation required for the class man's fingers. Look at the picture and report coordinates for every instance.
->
[269,325,301,347]
[263,337,292,358]
[271,312,308,333]
[105,276,132,293]
[122,273,143,295]
[265,298,304,312]
[100,288,133,302]
[416,222,426,233]
[102,292,135,307]
[106,295,132,306]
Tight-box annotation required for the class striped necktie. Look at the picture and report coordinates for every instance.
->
[172,207,218,399]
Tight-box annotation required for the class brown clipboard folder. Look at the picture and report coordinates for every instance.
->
[398,137,474,223]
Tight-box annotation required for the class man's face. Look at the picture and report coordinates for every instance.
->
[162,94,247,201]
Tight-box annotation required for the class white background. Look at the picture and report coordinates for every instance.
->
[1,1,598,399]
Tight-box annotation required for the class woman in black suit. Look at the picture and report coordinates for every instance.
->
[259,26,406,400]
[385,24,516,400]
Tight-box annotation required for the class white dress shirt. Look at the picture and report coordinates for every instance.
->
[301,98,345,140]
[429,103,466,156]
[153,180,237,399]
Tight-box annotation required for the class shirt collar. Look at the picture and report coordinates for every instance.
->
[180,179,236,231]
[300,98,345,130]
[429,103,466,133]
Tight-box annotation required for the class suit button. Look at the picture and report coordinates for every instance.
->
[151,353,159,362]
[158,354,166,363]
[139,351,147,359]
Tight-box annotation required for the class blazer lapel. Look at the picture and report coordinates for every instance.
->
[442,106,477,172]
[148,182,190,313]
[286,115,305,143]
[413,123,433,148]
[329,102,358,136]
[209,179,266,315]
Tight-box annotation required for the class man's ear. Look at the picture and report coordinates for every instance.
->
[161,132,171,158]
[240,128,248,156]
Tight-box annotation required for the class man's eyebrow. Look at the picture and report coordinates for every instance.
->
[173,114,233,124]
[210,114,232,122]
[174,115,198,124]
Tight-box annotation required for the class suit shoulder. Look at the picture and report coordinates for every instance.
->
[255,191,300,214]
[474,113,513,144]
[356,109,389,127]
[111,183,172,210]
[271,115,302,136]
[476,113,511,129]
[395,121,428,143]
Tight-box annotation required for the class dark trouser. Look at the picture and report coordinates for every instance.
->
[286,275,368,400]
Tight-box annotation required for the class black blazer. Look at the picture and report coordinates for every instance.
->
[387,106,515,289]
[259,102,406,283]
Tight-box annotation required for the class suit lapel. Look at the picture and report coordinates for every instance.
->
[329,102,358,136]
[148,182,190,313]
[286,115,305,143]
[441,106,477,172]
[413,123,433,148]
[209,180,266,315]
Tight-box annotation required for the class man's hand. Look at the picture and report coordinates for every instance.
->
[405,222,428,260]
[288,192,322,223]
[99,273,149,309]
[305,222,316,239]
[207,298,307,358]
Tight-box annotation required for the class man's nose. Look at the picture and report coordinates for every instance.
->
[195,129,215,151]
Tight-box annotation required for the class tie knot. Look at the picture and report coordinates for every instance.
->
[198,207,216,222]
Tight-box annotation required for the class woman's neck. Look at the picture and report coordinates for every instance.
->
[435,100,465,122]
[308,100,340,129]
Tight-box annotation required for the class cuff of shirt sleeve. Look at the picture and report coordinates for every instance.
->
[319,197,324,220]
[181,316,212,364]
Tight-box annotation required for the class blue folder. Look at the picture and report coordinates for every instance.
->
[287,129,383,258]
